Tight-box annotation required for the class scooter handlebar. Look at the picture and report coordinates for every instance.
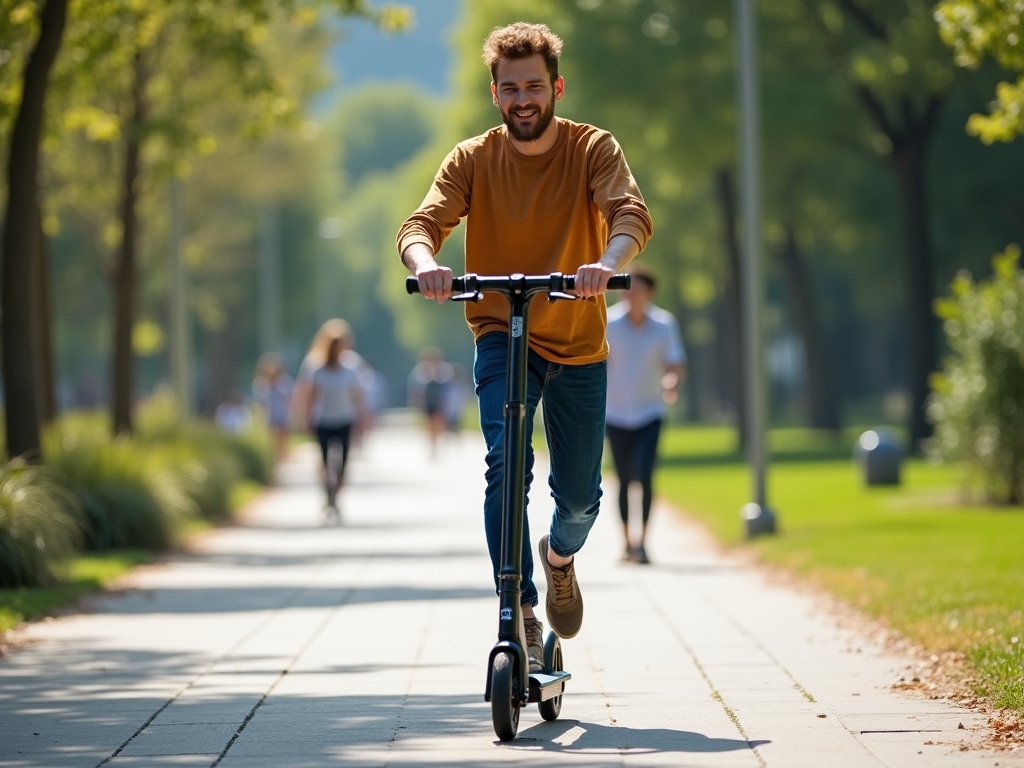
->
[405,273,631,295]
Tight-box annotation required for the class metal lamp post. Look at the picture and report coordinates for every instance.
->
[169,177,192,418]
[735,0,776,537]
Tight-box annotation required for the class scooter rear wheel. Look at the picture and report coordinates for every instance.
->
[538,632,563,721]
[490,651,520,741]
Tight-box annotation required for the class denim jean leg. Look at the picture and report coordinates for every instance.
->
[542,359,607,557]
[473,332,544,608]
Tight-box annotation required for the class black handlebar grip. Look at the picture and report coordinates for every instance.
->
[408,273,629,293]
[608,274,631,291]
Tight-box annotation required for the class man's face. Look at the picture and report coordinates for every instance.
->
[491,54,563,143]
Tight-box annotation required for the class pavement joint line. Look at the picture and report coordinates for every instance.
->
[690,567,919,768]
[860,730,943,734]
[214,543,381,766]
[385,581,444,763]
[667,566,820,705]
[636,567,767,768]
[91,596,299,768]
[94,543,362,768]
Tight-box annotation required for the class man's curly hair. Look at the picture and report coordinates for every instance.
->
[482,22,563,84]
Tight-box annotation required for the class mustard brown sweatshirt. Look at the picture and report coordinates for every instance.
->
[396,118,653,365]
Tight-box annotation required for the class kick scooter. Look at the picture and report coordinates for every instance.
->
[407,271,630,741]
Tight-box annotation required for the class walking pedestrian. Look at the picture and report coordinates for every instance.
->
[305,329,369,517]
[407,347,453,457]
[605,262,685,564]
[397,22,653,671]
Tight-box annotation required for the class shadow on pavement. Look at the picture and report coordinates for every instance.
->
[195,547,484,568]
[514,718,767,754]
[2,684,766,767]
[102,584,495,614]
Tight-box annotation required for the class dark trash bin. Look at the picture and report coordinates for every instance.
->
[741,502,777,538]
[855,429,901,486]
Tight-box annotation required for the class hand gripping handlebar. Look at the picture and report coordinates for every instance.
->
[406,272,631,302]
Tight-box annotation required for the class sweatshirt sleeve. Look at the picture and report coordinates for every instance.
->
[396,144,473,258]
[588,132,654,252]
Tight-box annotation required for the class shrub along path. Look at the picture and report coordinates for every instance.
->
[0,423,1019,767]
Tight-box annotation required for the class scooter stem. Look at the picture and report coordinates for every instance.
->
[497,282,530,644]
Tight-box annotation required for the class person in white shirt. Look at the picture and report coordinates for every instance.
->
[605,263,685,564]
[307,330,369,514]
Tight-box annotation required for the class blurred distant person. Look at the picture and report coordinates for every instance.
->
[306,330,370,517]
[215,389,253,434]
[605,263,685,564]
[442,362,471,434]
[407,347,453,457]
[253,352,293,467]
[294,319,374,441]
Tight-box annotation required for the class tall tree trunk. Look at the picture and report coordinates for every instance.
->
[890,141,936,450]
[111,52,146,435]
[0,0,67,461]
[34,201,57,425]
[775,224,841,432]
[714,166,747,449]
[854,89,943,450]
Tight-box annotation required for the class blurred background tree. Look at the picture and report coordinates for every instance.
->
[1,0,1022,456]
[0,0,409,458]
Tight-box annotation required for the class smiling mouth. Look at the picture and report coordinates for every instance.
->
[512,108,539,119]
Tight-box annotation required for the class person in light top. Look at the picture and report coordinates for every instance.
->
[605,262,685,564]
[306,329,370,513]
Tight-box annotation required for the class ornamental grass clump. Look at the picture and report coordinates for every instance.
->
[0,459,83,587]
[928,245,1024,504]
[136,391,272,485]
[44,428,195,551]
[135,392,270,519]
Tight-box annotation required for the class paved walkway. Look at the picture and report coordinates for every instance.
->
[1,424,1019,767]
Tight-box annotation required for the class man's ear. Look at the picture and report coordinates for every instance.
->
[554,75,565,102]
[491,81,498,106]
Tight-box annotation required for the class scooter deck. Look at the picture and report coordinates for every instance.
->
[528,670,571,702]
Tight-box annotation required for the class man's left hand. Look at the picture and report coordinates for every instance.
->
[574,262,614,298]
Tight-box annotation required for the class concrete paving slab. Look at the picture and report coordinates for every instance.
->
[1,425,1021,767]
[118,723,240,756]
[105,756,221,767]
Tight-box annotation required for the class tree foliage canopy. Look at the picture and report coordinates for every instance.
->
[936,0,1024,142]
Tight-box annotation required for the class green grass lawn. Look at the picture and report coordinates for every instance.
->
[656,425,1024,712]
[0,549,152,634]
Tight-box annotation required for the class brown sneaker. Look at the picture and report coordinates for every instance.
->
[538,535,583,639]
[524,616,544,673]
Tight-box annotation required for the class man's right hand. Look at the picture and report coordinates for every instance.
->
[416,264,454,303]
[402,243,453,303]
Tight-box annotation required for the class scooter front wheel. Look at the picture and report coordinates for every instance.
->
[490,650,520,741]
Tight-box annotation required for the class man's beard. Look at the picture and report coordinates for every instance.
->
[501,93,556,143]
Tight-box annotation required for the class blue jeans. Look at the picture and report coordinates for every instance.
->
[473,332,607,608]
